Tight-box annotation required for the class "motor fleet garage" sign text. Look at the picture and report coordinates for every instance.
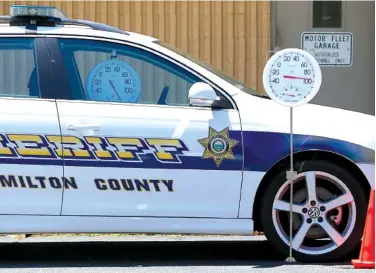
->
[301,32,353,67]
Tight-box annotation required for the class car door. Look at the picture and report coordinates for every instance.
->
[0,37,63,215]
[51,37,243,218]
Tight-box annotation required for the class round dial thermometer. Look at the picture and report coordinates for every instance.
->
[85,59,141,103]
[262,48,322,107]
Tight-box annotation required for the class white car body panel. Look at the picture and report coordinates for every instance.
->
[234,91,375,150]
[234,92,374,219]
[56,100,243,218]
[61,167,242,218]
[357,163,375,189]
[0,98,63,215]
[238,171,265,219]
[0,215,253,235]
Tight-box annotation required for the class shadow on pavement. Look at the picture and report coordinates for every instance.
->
[0,239,358,269]
[0,240,286,267]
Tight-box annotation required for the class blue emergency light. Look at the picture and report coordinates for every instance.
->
[1,4,129,35]
[10,5,66,18]
[9,5,66,28]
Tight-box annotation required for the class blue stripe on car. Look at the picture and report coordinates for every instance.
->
[0,131,372,172]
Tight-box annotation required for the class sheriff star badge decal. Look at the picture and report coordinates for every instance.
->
[198,127,239,167]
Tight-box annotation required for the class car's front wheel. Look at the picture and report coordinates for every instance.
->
[261,160,367,262]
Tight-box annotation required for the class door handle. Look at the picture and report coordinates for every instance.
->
[67,124,100,131]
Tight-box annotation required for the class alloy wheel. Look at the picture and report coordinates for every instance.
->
[272,171,356,255]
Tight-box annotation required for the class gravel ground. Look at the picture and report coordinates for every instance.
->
[0,234,371,273]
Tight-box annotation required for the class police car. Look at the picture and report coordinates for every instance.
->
[0,5,373,262]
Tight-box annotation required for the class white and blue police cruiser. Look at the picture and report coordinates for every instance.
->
[0,5,373,262]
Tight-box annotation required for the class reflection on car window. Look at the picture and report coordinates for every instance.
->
[0,38,39,98]
[82,54,142,103]
[58,39,201,106]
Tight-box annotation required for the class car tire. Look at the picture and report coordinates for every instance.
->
[261,160,367,262]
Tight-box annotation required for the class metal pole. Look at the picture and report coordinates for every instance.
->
[265,49,296,262]
[289,107,294,260]
[285,107,296,263]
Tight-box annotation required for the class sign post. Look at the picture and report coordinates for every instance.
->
[262,48,322,262]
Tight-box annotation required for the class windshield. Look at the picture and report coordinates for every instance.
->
[154,41,268,98]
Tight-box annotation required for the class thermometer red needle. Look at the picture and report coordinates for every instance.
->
[282,93,296,97]
[108,80,122,101]
[283,75,311,80]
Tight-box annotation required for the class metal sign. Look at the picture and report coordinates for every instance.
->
[301,32,353,67]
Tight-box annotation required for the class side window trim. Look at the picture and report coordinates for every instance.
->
[44,38,72,100]
[46,35,235,110]
[34,37,54,99]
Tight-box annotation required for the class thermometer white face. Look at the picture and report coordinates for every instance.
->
[263,48,322,107]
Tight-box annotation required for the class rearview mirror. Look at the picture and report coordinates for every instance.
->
[188,82,220,107]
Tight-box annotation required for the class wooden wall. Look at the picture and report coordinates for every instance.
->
[0,1,270,94]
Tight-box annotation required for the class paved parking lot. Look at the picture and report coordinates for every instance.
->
[0,235,372,273]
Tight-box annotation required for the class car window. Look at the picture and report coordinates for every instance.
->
[0,38,39,98]
[58,38,204,106]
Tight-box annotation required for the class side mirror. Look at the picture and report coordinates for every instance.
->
[188,82,220,107]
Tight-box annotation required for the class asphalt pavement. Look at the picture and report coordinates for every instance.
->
[0,234,371,273]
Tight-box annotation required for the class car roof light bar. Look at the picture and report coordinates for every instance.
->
[10,5,67,19]
[2,5,129,35]
[9,5,66,29]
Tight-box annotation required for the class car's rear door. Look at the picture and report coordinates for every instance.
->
[0,37,63,215]
[49,37,243,218]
